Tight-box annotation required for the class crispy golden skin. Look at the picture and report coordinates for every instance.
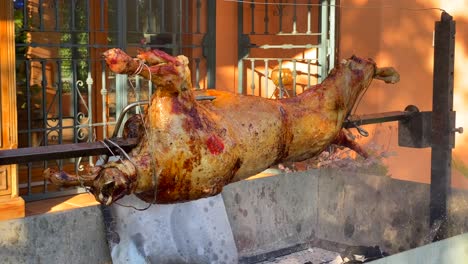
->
[44,49,399,205]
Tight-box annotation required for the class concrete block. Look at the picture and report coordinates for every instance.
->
[0,206,111,264]
[0,168,466,264]
[106,194,238,264]
[379,177,430,251]
[222,171,319,258]
[316,169,391,247]
[316,169,432,253]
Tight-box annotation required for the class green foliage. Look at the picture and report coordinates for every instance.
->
[62,81,72,93]
[14,9,28,56]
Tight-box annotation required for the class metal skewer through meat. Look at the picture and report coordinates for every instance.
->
[44,48,399,205]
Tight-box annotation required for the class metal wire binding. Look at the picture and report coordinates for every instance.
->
[105,54,160,211]
[130,59,145,77]
[103,138,134,165]
[100,139,154,211]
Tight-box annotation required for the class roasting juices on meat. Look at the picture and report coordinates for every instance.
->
[43,48,399,205]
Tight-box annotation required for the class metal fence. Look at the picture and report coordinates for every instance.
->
[14,0,215,201]
[237,0,337,97]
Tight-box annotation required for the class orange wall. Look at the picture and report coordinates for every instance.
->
[216,0,239,93]
[340,0,468,188]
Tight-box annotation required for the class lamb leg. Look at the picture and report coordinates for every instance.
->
[332,129,369,158]
[375,67,400,84]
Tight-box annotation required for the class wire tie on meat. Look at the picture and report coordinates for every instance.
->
[102,50,178,207]
[130,59,145,76]
[351,121,369,137]
[144,63,153,106]
[103,138,138,168]
[100,138,154,210]
[115,200,152,211]
[100,140,117,157]
[100,139,128,169]
[125,59,155,204]
[100,139,138,172]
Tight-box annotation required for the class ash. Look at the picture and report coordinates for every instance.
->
[258,247,339,264]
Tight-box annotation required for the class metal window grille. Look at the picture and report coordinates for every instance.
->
[14,0,215,201]
[237,0,337,98]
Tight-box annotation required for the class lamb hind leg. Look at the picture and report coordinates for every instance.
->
[332,129,369,158]
[374,67,400,84]
[43,165,101,188]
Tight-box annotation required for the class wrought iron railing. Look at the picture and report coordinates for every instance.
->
[14,0,215,201]
[237,0,337,97]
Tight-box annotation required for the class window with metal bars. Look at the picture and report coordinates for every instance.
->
[14,0,215,201]
[237,0,337,98]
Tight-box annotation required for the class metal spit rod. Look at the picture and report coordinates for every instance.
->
[0,104,415,166]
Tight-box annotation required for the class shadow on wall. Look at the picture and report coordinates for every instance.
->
[339,0,468,189]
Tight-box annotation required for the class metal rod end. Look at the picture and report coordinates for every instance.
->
[441,11,453,22]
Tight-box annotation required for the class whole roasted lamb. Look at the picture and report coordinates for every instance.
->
[44,48,399,205]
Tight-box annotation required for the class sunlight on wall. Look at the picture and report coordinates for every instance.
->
[453,45,468,149]
[430,0,468,19]
[433,0,468,184]
[340,0,468,188]
[350,0,370,5]
[452,43,468,185]
[437,0,468,153]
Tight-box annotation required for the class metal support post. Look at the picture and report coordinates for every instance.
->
[319,0,329,83]
[203,0,216,88]
[429,12,456,241]
[115,0,128,120]
[237,2,246,94]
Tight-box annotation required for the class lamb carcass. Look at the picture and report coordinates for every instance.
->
[44,48,399,205]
